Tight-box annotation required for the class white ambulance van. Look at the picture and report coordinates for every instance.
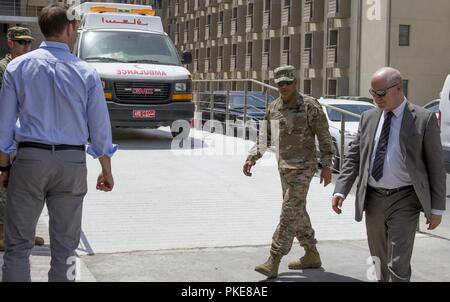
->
[72,2,194,138]
[439,74,450,173]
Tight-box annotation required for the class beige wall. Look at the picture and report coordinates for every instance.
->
[347,0,361,96]
[359,0,390,99]
[389,0,450,105]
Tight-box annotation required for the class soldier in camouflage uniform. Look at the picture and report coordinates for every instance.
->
[0,26,45,251]
[243,65,333,279]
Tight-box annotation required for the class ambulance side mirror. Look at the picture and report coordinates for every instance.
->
[181,51,192,65]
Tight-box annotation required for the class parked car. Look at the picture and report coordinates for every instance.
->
[439,75,450,173]
[318,98,376,171]
[196,91,275,135]
[424,99,441,120]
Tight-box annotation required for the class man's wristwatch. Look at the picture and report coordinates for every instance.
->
[0,165,11,172]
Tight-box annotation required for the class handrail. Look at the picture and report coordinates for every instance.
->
[193,78,278,92]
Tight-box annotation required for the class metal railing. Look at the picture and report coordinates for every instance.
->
[0,0,41,17]
[192,78,362,172]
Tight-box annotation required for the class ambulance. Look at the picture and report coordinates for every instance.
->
[72,2,194,138]
[439,74,450,172]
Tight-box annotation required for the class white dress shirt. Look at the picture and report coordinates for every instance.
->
[334,98,444,216]
[368,98,412,189]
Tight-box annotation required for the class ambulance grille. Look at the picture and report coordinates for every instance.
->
[114,82,171,104]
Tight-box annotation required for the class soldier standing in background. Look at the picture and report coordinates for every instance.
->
[0,26,45,251]
[243,65,334,279]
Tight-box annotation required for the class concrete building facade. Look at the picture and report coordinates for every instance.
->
[162,0,450,105]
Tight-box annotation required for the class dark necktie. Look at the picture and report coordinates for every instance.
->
[372,111,394,182]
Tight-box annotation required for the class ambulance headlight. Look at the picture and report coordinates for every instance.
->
[175,82,187,92]
[101,80,106,89]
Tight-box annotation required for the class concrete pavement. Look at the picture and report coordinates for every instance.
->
[0,127,448,282]
[80,236,450,282]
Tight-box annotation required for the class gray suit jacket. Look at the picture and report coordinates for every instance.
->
[334,102,446,222]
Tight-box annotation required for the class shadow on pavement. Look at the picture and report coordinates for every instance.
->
[259,268,363,282]
[112,128,208,151]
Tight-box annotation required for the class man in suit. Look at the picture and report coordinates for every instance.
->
[332,67,446,282]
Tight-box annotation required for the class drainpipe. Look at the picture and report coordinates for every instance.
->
[386,0,392,66]
[356,0,362,95]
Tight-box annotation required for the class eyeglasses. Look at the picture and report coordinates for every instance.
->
[277,81,294,88]
[12,40,32,46]
[369,82,400,97]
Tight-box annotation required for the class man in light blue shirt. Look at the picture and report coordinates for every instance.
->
[0,3,117,282]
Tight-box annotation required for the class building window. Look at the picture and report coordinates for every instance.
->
[232,7,238,19]
[304,80,312,96]
[185,21,189,40]
[248,3,254,16]
[264,39,270,53]
[402,80,409,98]
[283,37,290,51]
[264,0,271,11]
[329,30,338,46]
[247,41,253,68]
[305,33,312,49]
[328,79,337,97]
[283,0,291,22]
[399,25,410,46]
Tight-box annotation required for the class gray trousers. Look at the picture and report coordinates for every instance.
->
[0,191,5,225]
[2,147,87,282]
[365,186,422,282]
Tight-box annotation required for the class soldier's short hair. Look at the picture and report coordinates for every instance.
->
[38,3,76,38]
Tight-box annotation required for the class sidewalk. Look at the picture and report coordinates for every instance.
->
[1,234,449,282]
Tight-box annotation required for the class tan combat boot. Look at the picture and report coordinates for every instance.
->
[35,236,45,246]
[288,245,322,270]
[0,223,5,252]
[254,254,282,279]
[0,224,44,250]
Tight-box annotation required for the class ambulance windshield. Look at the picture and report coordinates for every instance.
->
[80,31,181,65]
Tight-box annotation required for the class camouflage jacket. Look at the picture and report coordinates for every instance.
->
[247,92,333,169]
[0,54,12,91]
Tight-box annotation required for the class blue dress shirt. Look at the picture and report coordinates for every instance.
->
[0,41,117,158]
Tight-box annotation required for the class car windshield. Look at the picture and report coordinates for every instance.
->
[425,102,440,113]
[80,31,181,65]
[326,104,374,122]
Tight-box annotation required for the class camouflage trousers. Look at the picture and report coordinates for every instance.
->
[270,168,317,257]
[0,190,5,225]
